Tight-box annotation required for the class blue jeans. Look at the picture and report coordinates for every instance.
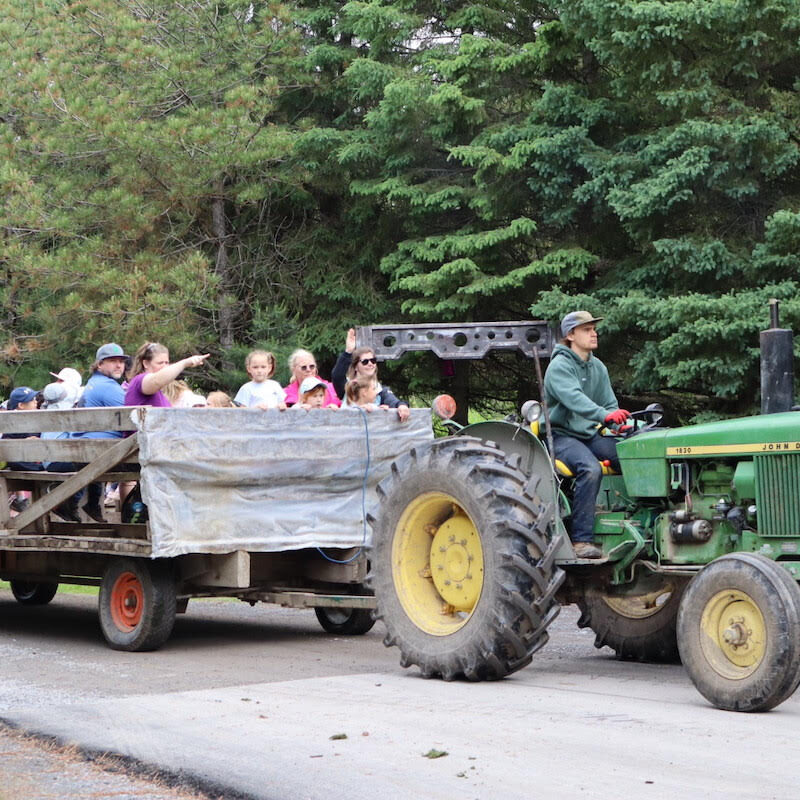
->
[552,433,620,543]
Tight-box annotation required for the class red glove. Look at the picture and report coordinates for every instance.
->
[604,409,631,426]
[617,424,633,433]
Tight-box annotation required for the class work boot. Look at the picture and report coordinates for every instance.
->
[53,503,80,523]
[82,503,106,523]
[53,494,81,523]
[573,541,603,559]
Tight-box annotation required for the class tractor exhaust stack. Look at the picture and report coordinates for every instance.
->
[760,299,794,414]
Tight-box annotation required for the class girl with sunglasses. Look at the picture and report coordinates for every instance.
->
[331,329,410,421]
[283,348,340,408]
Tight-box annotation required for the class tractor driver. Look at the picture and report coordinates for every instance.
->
[544,311,630,559]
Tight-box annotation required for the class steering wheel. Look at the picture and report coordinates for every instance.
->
[623,404,665,437]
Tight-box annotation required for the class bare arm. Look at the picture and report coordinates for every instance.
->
[140,354,210,395]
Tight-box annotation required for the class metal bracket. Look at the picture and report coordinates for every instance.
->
[610,521,647,585]
[355,321,554,361]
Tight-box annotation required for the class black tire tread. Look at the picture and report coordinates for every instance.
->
[10,580,59,606]
[314,606,376,635]
[98,558,176,652]
[677,553,800,712]
[576,578,685,663]
[370,436,564,681]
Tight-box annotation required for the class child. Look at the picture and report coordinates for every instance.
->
[3,387,42,513]
[207,390,234,408]
[345,377,381,411]
[295,376,333,410]
[234,350,286,410]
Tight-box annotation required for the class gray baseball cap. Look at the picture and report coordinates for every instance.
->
[560,310,603,338]
[299,376,326,395]
[95,342,127,361]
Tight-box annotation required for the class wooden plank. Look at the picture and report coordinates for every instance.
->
[2,470,139,483]
[45,521,149,540]
[0,407,140,435]
[0,535,151,556]
[245,591,376,609]
[181,552,251,588]
[0,476,10,527]
[0,572,102,587]
[7,434,140,531]
[31,483,49,534]
[0,438,137,463]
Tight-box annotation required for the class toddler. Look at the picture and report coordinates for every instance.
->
[296,377,333,410]
[345,378,382,411]
[207,391,234,408]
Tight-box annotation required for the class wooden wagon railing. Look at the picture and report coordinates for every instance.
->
[0,407,149,556]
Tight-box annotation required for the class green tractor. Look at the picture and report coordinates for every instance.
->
[362,319,800,712]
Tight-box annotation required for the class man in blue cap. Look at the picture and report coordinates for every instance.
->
[78,343,128,410]
[544,311,630,559]
[69,343,129,522]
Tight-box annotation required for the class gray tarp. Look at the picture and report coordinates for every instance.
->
[134,407,433,558]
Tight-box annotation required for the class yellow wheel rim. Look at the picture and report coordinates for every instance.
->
[604,585,675,620]
[700,589,767,679]
[392,492,485,636]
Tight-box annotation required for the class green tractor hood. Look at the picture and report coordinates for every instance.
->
[616,412,800,497]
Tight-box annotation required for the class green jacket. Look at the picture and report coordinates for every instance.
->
[543,344,619,440]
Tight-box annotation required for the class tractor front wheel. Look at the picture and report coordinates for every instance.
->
[677,553,800,712]
[370,437,564,681]
[577,573,686,662]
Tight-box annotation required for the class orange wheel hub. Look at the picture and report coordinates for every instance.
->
[110,572,144,632]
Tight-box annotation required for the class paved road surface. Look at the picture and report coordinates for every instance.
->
[1,589,797,799]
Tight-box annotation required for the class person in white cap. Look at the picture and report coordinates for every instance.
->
[49,367,83,407]
[294,376,333,410]
[544,311,631,559]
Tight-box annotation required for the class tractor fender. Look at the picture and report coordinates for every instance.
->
[458,420,571,560]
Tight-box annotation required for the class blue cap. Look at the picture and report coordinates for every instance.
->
[8,386,38,410]
[560,310,603,338]
[95,342,127,361]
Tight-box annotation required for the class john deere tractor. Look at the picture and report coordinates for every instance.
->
[362,317,800,712]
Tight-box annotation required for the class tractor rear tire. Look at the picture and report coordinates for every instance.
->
[577,575,686,662]
[99,558,177,652]
[10,580,59,606]
[370,437,564,681]
[314,606,376,635]
[677,553,800,712]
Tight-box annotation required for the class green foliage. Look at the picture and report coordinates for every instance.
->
[2,0,800,417]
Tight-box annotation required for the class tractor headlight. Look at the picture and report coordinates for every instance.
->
[520,400,542,424]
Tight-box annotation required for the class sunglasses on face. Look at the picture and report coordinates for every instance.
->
[359,357,378,366]
[299,364,316,371]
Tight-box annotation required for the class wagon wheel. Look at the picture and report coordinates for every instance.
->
[99,558,177,651]
[10,580,59,606]
[314,604,376,635]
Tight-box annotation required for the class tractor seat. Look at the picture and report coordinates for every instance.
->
[555,459,618,478]
[530,422,619,478]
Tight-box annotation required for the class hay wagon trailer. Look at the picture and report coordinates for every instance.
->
[0,405,430,649]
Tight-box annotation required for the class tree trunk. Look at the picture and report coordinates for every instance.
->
[211,179,235,362]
